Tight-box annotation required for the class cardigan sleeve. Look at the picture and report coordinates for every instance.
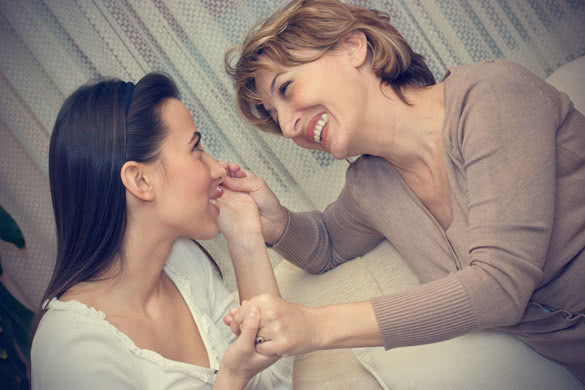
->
[372,60,560,348]
[272,180,384,274]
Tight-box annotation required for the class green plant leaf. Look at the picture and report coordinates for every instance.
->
[0,206,25,250]
[0,284,34,360]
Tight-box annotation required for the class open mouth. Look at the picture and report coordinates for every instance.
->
[312,113,328,144]
[209,186,223,206]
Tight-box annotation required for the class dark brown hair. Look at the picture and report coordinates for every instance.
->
[35,73,221,334]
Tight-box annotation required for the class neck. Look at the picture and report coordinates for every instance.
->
[361,82,445,176]
[93,212,176,314]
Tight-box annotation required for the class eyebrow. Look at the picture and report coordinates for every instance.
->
[187,131,200,144]
[270,72,284,95]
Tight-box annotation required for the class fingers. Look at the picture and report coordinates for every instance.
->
[217,160,244,178]
[225,305,246,336]
[224,307,237,326]
[222,173,262,194]
[237,305,260,352]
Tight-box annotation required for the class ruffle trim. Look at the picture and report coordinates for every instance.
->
[45,262,220,381]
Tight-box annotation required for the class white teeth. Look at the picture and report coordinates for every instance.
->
[209,199,216,205]
[312,113,328,143]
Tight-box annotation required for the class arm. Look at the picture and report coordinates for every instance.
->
[223,170,384,274]
[230,296,383,357]
[216,172,280,301]
[207,246,293,389]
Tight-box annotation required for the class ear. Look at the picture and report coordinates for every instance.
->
[120,161,155,201]
[340,30,369,68]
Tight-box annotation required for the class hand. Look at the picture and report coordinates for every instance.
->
[215,186,262,242]
[221,169,288,245]
[224,294,322,357]
[219,305,279,385]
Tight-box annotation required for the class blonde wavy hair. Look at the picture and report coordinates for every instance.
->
[225,0,436,134]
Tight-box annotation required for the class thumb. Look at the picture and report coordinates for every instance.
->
[237,305,260,349]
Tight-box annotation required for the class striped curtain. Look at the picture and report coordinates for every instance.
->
[1,0,584,307]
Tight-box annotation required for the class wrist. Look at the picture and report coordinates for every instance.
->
[227,233,267,257]
[215,365,250,390]
[266,207,289,246]
[311,306,330,350]
[312,302,383,350]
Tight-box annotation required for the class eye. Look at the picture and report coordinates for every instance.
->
[192,131,203,152]
[279,81,291,98]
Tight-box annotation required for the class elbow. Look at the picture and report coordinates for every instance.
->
[495,302,525,326]
[485,293,529,327]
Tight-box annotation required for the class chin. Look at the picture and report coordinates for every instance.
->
[184,222,219,241]
[329,146,350,160]
[199,227,219,241]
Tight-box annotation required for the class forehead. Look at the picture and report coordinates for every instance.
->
[254,66,280,101]
[253,49,329,95]
[160,98,196,142]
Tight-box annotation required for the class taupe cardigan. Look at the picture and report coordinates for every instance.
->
[272,60,585,382]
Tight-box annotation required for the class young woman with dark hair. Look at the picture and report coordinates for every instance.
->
[31,73,292,389]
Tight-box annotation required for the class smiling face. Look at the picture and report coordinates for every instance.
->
[152,98,226,240]
[254,39,370,159]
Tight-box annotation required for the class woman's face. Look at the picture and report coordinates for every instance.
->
[152,98,226,240]
[254,47,369,159]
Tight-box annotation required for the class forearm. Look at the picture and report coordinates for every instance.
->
[228,233,280,302]
[314,301,384,350]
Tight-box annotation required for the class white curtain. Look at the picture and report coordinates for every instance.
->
[1,0,584,308]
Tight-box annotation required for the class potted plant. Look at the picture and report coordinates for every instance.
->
[0,205,33,390]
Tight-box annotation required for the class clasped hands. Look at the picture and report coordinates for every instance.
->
[224,294,322,358]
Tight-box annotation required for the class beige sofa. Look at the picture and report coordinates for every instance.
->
[273,55,585,390]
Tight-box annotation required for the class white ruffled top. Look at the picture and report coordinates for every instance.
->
[31,238,293,390]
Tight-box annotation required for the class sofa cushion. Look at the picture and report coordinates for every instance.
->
[274,240,585,389]
[546,55,585,113]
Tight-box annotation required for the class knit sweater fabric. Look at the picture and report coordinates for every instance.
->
[272,59,585,381]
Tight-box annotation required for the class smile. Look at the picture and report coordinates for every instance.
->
[209,186,223,209]
[309,112,328,144]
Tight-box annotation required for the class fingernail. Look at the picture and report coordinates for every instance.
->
[249,308,258,318]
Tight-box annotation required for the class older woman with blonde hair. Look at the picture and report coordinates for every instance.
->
[223,0,585,383]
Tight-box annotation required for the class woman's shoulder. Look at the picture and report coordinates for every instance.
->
[446,59,552,94]
[31,303,138,388]
[32,300,128,355]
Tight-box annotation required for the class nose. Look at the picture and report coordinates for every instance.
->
[278,106,302,139]
[203,153,227,181]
